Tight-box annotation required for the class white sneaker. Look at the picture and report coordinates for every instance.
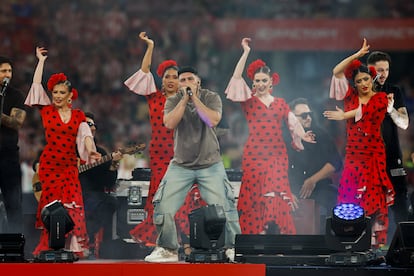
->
[144,246,179,263]
[225,248,235,263]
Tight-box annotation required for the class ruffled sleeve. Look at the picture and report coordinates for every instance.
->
[287,111,304,151]
[24,83,51,106]
[124,69,157,96]
[224,77,252,102]
[354,104,363,122]
[76,122,96,164]
[329,75,348,101]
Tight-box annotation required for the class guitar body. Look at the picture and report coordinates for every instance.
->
[31,172,42,202]
[31,143,146,202]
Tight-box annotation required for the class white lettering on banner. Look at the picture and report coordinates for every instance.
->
[361,28,407,39]
[215,19,414,50]
[256,28,337,40]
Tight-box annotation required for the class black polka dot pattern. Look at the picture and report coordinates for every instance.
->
[337,90,394,246]
[33,105,89,255]
[237,96,296,235]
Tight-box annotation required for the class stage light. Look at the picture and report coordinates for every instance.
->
[325,203,372,266]
[188,204,227,263]
[37,200,76,262]
[331,203,367,237]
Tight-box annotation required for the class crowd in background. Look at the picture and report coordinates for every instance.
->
[1,0,414,189]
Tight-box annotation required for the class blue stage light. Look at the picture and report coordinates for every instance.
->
[333,203,364,221]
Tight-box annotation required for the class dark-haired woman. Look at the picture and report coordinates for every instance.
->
[224,38,315,235]
[25,47,101,257]
[323,38,395,247]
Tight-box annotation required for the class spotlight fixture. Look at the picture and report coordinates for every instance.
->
[325,203,372,266]
[36,200,77,262]
[187,204,227,263]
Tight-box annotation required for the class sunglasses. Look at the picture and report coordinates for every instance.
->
[87,121,97,128]
[296,112,312,119]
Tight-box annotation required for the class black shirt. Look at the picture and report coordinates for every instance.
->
[377,82,406,168]
[0,85,25,153]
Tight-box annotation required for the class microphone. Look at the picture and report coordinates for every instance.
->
[1,77,9,96]
[2,77,10,87]
[186,87,193,97]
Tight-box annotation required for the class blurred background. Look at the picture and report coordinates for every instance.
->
[1,0,414,191]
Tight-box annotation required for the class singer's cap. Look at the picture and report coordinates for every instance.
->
[178,66,198,76]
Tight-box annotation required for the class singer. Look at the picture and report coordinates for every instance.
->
[0,56,26,233]
[144,66,241,263]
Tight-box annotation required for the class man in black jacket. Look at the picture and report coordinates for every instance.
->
[367,51,410,241]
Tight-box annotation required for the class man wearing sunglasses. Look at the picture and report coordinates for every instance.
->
[287,98,343,233]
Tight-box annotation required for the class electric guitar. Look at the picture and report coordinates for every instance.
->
[32,143,146,202]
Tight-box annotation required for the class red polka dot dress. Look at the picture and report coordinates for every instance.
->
[237,97,296,235]
[33,105,89,256]
[338,88,395,246]
[129,91,205,243]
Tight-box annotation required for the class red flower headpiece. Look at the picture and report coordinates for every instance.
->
[156,60,178,78]
[47,73,67,91]
[344,60,378,81]
[47,72,78,100]
[247,59,266,80]
[272,73,280,86]
[247,59,280,86]
[344,60,362,80]
[368,65,377,79]
[71,88,78,100]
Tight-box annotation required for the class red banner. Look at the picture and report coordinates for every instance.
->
[214,19,414,51]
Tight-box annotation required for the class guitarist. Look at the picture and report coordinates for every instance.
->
[80,112,123,258]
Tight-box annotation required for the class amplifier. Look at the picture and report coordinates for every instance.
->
[132,168,243,182]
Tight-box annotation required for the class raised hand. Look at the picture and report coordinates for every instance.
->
[36,47,48,61]
[241,37,251,52]
[139,31,154,46]
[355,38,370,59]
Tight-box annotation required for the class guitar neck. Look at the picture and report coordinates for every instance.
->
[78,154,112,173]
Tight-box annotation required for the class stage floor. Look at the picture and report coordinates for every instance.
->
[0,260,265,276]
[1,260,413,276]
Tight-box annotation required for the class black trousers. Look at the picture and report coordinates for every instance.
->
[84,192,118,243]
[388,174,409,224]
[0,152,23,233]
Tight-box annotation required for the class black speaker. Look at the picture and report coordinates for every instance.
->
[235,234,335,265]
[0,233,25,262]
[386,222,414,267]
[236,234,334,256]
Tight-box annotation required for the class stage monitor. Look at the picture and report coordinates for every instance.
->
[235,234,335,256]
[386,222,414,267]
